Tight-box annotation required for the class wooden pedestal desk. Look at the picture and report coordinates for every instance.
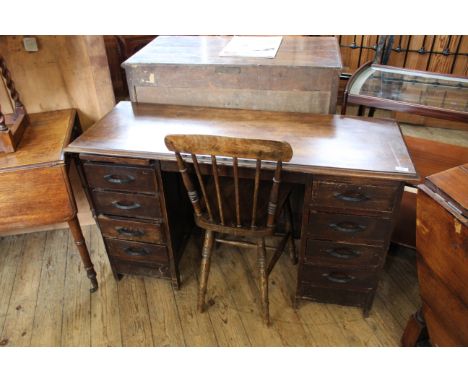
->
[65,101,418,315]
[0,110,98,291]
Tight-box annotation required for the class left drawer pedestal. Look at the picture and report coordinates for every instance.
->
[77,154,185,288]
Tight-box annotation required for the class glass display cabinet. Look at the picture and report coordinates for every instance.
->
[342,61,468,123]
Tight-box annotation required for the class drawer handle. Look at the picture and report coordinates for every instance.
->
[322,272,355,284]
[116,226,145,237]
[112,201,141,210]
[329,221,366,233]
[333,191,369,203]
[124,247,148,256]
[326,247,360,259]
[104,174,135,184]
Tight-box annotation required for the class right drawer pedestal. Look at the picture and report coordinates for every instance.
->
[296,176,403,316]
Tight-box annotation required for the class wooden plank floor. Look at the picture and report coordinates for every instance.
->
[0,224,420,346]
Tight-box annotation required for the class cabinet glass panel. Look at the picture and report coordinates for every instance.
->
[349,66,468,113]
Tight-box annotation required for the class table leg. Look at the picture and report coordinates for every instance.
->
[401,307,427,346]
[68,216,98,292]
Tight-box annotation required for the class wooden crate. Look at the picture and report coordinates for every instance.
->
[123,36,342,114]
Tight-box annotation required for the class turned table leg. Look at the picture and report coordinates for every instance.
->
[68,216,98,292]
[401,307,427,346]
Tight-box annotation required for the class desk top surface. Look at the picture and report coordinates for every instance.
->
[123,36,342,69]
[66,102,417,181]
[0,109,75,173]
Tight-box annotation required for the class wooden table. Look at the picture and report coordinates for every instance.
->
[122,35,342,114]
[65,101,418,316]
[0,109,98,292]
[402,164,467,346]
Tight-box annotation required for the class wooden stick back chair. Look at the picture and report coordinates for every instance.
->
[165,134,297,325]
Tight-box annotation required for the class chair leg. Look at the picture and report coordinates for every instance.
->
[198,230,214,313]
[286,198,298,265]
[257,238,270,325]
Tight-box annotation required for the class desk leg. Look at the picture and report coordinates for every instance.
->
[68,216,98,293]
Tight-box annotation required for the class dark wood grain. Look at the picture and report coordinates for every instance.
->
[311,178,400,213]
[65,101,418,182]
[91,189,162,220]
[303,239,383,268]
[77,155,188,288]
[67,102,416,316]
[105,238,169,264]
[83,162,158,194]
[299,263,378,291]
[306,212,392,245]
[97,215,165,244]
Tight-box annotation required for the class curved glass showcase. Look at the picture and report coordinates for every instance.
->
[344,62,468,122]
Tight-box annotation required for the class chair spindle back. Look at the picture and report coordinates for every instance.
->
[165,134,293,231]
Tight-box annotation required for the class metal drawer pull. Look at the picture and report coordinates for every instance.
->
[329,221,366,233]
[333,191,369,203]
[322,272,355,284]
[104,174,135,184]
[326,247,360,259]
[124,247,148,256]
[116,226,145,237]
[112,201,141,210]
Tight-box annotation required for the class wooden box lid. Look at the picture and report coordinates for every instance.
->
[424,163,468,217]
[122,36,343,69]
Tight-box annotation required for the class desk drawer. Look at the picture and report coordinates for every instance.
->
[304,239,383,267]
[83,162,158,193]
[299,264,377,291]
[297,283,372,309]
[105,238,169,264]
[109,256,171,279]
[311,180,399,213]
[307,212,391,245]
[98,215,165,244]
[92,190,162,219]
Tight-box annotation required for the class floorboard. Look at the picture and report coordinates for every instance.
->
[61,226,92,346]
[0,224,421,347]
[1,233,42,346]
[90,225,122,346]
[30,230,68,346]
